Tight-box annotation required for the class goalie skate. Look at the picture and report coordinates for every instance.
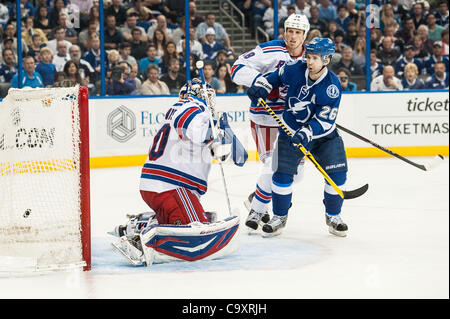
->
[326,214,348,237]
[111,236,145,266]
[262,214,288,237]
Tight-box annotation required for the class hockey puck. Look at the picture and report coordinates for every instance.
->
[23,209,32,218]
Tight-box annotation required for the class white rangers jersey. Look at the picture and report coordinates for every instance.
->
[231,39,305,126]
[140,97,213,197]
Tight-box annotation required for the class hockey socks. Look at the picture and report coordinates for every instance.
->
[323,171,346,215]
[271,172,293,216]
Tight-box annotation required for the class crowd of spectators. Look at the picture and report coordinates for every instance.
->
[235,0,448,91]
[0,0,448,97]
[0,0,239,97]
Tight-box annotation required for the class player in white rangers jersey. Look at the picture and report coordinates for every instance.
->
[108,79,240,267]
[231,14,310,231]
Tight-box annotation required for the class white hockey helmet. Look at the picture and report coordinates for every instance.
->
[284,13,310,37]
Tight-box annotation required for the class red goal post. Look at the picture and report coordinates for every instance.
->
[0,85,91,274]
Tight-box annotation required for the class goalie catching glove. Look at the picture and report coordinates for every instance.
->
[247,76,272,105]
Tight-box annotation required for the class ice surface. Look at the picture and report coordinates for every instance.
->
[0,157,448,299]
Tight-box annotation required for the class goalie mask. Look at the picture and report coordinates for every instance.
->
[179,78,216,109]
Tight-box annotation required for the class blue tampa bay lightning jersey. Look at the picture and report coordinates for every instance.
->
[266,60,342,139]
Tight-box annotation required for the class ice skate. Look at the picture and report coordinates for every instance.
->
[325,214,348,237]
[245,209,270,231]
[262,214,288,237]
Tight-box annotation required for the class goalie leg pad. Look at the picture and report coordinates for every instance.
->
[139,216,240,266]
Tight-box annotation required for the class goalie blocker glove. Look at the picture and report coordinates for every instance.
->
[247,76,272,105]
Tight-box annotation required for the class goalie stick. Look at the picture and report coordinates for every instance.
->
[258,98,368,200]
[196,60,233,215]
[336,124,445,171]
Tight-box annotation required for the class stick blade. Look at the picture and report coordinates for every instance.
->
[424,155,445,171]
[343,184,369,200]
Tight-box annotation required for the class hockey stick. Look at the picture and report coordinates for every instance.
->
[258,98,368,200]
[196,61,233,216]
[336,124,444,171]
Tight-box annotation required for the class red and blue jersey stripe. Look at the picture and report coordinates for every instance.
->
[141,163,208,195]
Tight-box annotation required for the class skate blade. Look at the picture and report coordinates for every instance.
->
[244,198,252,212]
[261,228,283,238]
[111,242,144,266]
[328,227,347,237]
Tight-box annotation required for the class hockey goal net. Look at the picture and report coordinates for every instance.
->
[0,85,90,274]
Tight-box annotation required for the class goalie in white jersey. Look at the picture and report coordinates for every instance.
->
[231,14,310,231]
[109,79,240,266]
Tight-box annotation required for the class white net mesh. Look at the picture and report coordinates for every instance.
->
[0,85,87,273]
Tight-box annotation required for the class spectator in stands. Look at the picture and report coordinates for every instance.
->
[434,1,449,28]
[22,16,48,47]
[49,0,66,29]
[395,16,416,46]
[160,57,186,94]
[160,41,183,75]
[54,12,79,44]
[152,28,169,59]
[11,55,44,88]
[119,42,137,66]
[107,49,121,73]
[426,12,445,41]
[46,26,72,55]
[215,49,234,70]
[423,41,449,74]
[394,44,423,77]
[69,45,94,88]
[409,34,429,59]
[390,0,409,21]
[33,5,51,36]
[107,65,136,95]
[383,23,404,52]
[147,14,173,42]
[118,60,138,94]
[130,28,149,61]
[121,12,147,43]
[104,15,124,50]
[171,16,186,45]
[129,64,142,93]
[442,29,449,55]
[162,0,185,24]
[140,64,170,95]
[63,60,83,86]
[411,1,427,29]
[177,27,205,60]
[335,4,351,32]
[294,0,311,18]
[318,0,337,22]
[70,0,94,29]
[337,67,357,91]
[53,71,67,88]
[0,48,18,83]
[380,4,401,33]
[88,4,100,24]
[377,36,401,66]
[344,20,358,48]
[105,0,128,26]
[249,0,271,36]
[370,65,403,91]
[127,0,154,22]
[323,20,339,40]
[263,0,288,38]
[352,36,366,70]
[425,60,449,89]
[306,29,323,44]
[201,28,233,64]
[53,40,71,72]
[78,21,99,52]
[139,44,160,76]
[203,61,224,93]
[415,24,435,55]
[333,30,346,55]
[401,62,425,90]
[216,63,238,93]
[196,13,234,54]
[1,23,29,60]
[82,35,105,84]
[28,34,45,62]
[309,5,328,34]
[333,46,363,75]
[35,47,56,87]
[188,1,204,28]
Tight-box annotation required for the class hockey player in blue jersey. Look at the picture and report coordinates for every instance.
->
[247,37,349,237]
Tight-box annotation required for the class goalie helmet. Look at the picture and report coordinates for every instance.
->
[284,13,310,37]
[179,78,216,108]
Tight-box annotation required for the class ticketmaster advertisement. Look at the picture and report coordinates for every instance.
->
[89,91,448,168]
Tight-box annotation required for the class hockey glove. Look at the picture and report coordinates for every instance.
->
[291,126,313,147]
[247,76,272,106]
[210,129,232,162]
